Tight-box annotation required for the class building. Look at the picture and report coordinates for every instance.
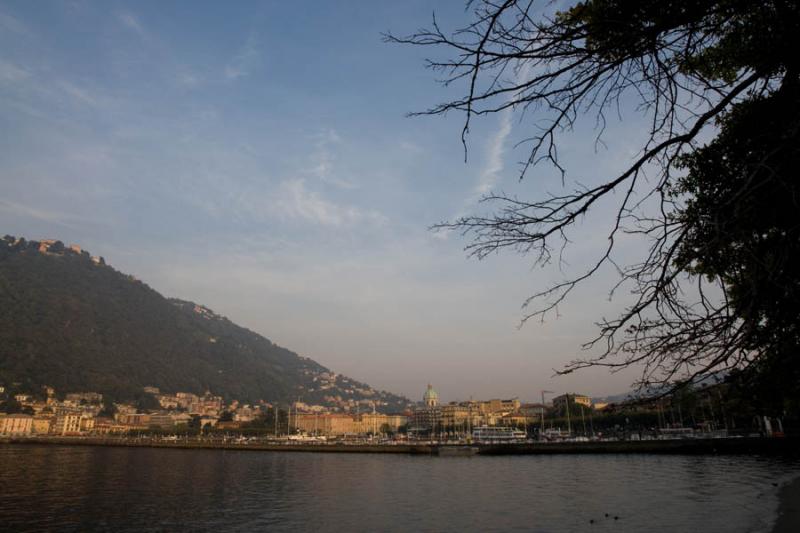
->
[156,394,180,410]
[93,417,128,434]
[53,413,95,435]
[32,416,53,434]
[294,413,345,435]
[499,411,538,428]
[233,405,256,423]
[115,413,151,428]
[478,398,521,414]
[147,413,176,430]
[358,413,407,434]
[293,413,408,436]
[0,414,34,435]
[440,403,471,430]
[176,392,199,410]
[552,394,592,409]
[65,392,103,404]
[410,384,443,434]
[423,384,439,407]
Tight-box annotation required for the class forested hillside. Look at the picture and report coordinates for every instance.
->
[0,236,408,411]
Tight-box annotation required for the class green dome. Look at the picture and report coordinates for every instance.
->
[423,384,439,405]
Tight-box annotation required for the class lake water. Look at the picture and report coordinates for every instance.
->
[1,445,798,532]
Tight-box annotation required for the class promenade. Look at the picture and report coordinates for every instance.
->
[3,435,798,456]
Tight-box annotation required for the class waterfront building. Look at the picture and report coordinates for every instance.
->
[115,413,151,428]
[440,403,471,430]
[294,413,347,435]
[93,417,126,434]
[294,413,408,436]
[147,413,176,430]
[0,414,34,435]
[359,413,407,434]
[31,416,53,434]
[53,413,94,435]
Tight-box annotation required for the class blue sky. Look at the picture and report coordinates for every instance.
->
[0,1,655,402]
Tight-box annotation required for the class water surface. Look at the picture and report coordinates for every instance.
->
[1,445,797,532]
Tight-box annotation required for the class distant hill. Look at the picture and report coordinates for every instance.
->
[0,235,409,411]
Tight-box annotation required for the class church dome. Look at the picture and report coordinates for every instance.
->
[423,384,439,406]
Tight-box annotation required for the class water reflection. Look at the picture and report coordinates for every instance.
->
[1,445,797,532]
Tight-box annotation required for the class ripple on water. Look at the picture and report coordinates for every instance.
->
[0,445,798,532]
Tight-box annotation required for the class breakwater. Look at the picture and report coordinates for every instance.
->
[1,436,436,454]
[3,435,798,456]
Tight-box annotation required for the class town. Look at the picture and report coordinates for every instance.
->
[0,381,589,441]
[2,381,772,445]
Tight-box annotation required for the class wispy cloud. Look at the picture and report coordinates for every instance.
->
[177,70,200,87]
[0,58,30,84]
[308,129,357,189]
[118,12,146,38]
[58,81,106,107]
[225,33,260,81]
[474,108,512,197]
[276,179,385,227]
[433,108,514,242]
[0,10,32,36]
[0,199,81,229]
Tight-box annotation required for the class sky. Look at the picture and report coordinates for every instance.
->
[0,1,656,403]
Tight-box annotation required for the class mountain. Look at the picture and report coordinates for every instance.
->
[0,235,409,411]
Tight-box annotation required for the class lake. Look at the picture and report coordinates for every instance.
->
[1,445,798,532]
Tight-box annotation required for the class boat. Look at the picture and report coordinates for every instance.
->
[471,426,527,444]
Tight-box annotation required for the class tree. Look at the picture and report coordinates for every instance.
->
[134,393,160,413]
[388,0,800,395]
[0,397,23,414]
[98,399,117,418]
[187,415,203,434]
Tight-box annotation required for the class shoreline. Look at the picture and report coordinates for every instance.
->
[2,435,798,456]
[772,474,800,532]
